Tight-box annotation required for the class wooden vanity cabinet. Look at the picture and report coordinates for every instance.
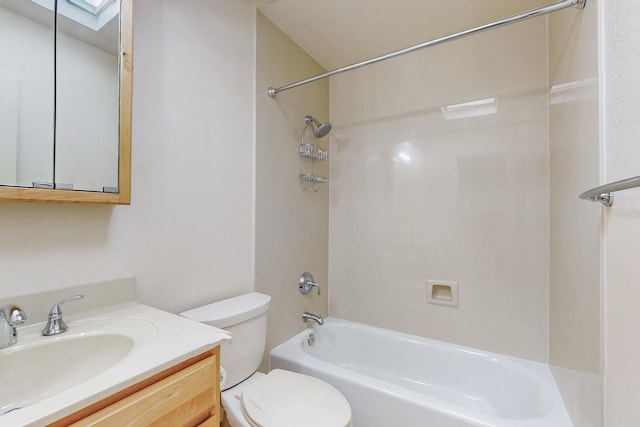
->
[49,347,220,427]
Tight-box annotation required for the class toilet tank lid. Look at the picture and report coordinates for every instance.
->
[180,292,271,329]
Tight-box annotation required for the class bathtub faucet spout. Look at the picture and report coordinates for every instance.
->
[302,311,324,326]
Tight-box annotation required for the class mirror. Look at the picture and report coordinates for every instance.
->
[0,0,131,204]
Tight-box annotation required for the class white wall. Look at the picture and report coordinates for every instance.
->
[602,1,640,426]
[0,0,256,315]
[329,18,550,362]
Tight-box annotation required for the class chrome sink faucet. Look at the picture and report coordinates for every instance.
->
[0,304,27,349]
[42,295,84,336]
[302,311,324,326]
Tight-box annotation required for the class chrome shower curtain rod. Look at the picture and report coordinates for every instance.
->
[268,0,586,98]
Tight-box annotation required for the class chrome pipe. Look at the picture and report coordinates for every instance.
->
[267,0,586,98]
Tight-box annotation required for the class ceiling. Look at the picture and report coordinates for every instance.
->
[253,0,555,71]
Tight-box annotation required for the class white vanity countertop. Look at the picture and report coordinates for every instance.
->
[0,301,230,427]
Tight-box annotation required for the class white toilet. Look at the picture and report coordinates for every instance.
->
[181,292,352,427]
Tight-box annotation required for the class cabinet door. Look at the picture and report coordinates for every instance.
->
[0,0,55,188]
[70,355,218,427]
[55,0,121,192]
[0,0,132,204]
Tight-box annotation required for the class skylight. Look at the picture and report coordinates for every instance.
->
[32,0,120,31]
[68,0,116,16]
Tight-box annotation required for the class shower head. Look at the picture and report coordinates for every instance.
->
[305,115,332,138]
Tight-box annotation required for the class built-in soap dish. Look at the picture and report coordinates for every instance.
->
[426,280,459,308]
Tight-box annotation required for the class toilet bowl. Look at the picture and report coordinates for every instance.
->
[181,292,352,427]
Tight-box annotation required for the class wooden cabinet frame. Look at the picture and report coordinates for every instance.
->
[49,348,220,427]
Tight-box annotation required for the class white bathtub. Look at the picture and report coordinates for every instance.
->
[270,318,572,427]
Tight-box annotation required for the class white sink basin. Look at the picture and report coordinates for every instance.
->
[0,302,229,427]
[0,317,157,417]
[0,333,133,415]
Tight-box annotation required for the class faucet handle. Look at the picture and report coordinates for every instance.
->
[42,295,84,336]
[1,304,27,326]
[0,305,26,349]
[299,272,321,295]
[48,295,84,317]
[9,307,27,325]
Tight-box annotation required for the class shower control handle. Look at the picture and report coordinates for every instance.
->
[299,272,321,295]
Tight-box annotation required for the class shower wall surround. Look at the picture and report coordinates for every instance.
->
[549,3,602,426]
[254,12,330,370]
[549,0,600,377]
[329,18,549,362]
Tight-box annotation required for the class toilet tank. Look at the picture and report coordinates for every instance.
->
[180,292,271,390]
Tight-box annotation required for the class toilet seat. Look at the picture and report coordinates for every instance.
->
[240,369,352,427]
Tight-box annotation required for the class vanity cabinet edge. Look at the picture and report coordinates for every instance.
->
[0,188,128,204]
[47,346,221,427]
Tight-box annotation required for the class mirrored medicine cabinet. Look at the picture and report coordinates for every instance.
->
[0,0,132,204]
